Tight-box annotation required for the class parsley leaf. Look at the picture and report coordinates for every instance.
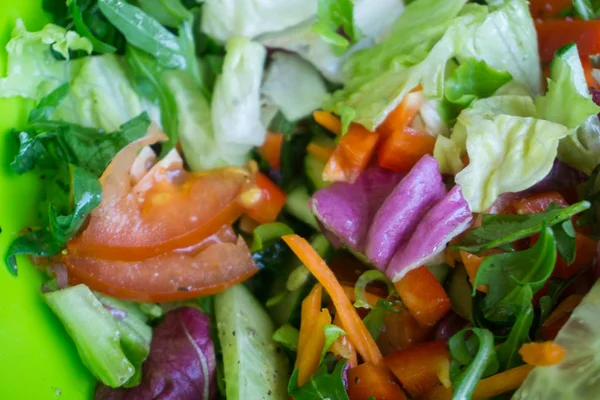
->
[288,359,350,400]
[457,201,589,253]
[474,226,556,323]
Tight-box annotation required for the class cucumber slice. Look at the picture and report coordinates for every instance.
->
[215,284,289,400]
[514,279,600,399]
[304,153,330,192]
[285,185,319,229]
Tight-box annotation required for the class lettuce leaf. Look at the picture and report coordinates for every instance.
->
[312,0,361,54]
[201,0,316,43]
[455,111,569,212]
[445,59,512,107]
[212,37,267,160]
[0,19,92,99]
[353,0,404,41]
[261,52,328,121]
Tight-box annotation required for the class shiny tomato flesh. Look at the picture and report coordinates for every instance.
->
[65,226,257,302]
[68,148,256,261]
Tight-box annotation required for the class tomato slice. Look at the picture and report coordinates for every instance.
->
[68,143,257,261]
[64,227,258,302]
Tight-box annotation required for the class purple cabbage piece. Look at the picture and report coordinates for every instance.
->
[529,159,588,193]
[365,155,446,269]
[592,88,600,117]
[96,307,216,400]
[386,185,473,282]
[309,164,405,251]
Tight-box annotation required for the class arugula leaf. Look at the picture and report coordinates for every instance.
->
[125,45,179,152]
[70,0,117,53]
[553,219,577,265]
[28,83,71,123]
[445,59,512,108]
[98,0,187,69]
[457,201,589,253]
[312,0,361,54]
[250,223,294,252]
[321,324,346,362]
[288,359,350,400]
[6,165,101,274]
[474,226,556,323]
[449,328,498,400]
[495,285,534,370]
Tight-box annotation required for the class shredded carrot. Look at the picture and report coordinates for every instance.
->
[297,284,322,368]
[580,55,600,90]
[341,285,384,308]
[307,143,336,163]
[297,308,332,386]
[424,364,534,400]
[283,234,384,366]
[314,110,342,135]
[519,341,566,366]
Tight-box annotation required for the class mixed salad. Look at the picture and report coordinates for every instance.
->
[4,0,600,398]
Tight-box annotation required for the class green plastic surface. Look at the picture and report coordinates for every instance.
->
[0,2,96,398]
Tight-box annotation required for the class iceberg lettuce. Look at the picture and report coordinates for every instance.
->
[201,0,316,43]
[261,52,328,121]
[0,19,92,99]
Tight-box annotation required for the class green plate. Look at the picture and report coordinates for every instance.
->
[0,2,96,398]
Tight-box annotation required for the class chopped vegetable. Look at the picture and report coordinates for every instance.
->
[385,340,450,398]
[519,341,566,366]
[297,309,332,386]
[314,110,342,135]
[395,266,451,327]
[377,128,436,173]
[243,173,287,224]
[536,20,600,63]
[347,363,407,400]
[322,123,379,183]
[260,132,283,169]
[283,234,384,365]
[288,358,350,400]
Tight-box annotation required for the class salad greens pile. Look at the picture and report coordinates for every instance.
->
[3,0,600,399]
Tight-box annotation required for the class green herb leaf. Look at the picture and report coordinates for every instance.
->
[573,0,596,20]
[445,59,512,108]
[28,83,70,123]
[362,299,400,341]
[70,0,117,53]
[449,328,498,400]
[98,0,186,69]
[125,45,179,153]
[288,359,350,400]
[457,201,589,253]
[474,226,556,323]
[553,219,577,265]
[495,285,534,370]
[250,223,294,252]
[312,0,361,54]
[273,323,300,352]
[321,324,347,362]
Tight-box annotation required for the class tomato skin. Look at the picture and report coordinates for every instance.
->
[536,20,600,63]
[65,233,257,302]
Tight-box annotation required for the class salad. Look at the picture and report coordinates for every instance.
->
[3,0,600,398]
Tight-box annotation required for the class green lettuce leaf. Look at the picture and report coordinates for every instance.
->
[261,52,328,121]
[135,0,191,28]
[0,19,92,99]
[201,0,316,43]
[312,0,361,54]
[445,59,512,107]
[272,324,300,352]
[211,37,267,162]
[69,0,118,53]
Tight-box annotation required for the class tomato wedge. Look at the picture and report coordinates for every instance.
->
[64,227,257,302]
[68,139,257,261]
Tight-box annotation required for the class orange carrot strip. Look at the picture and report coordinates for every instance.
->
[297,308,332,386]
[331,312,358,368]
[297,284,322,367]
[314,110,342,135]
[519,341,566,366]
[424,364,534,400]
[283,234,384,365]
